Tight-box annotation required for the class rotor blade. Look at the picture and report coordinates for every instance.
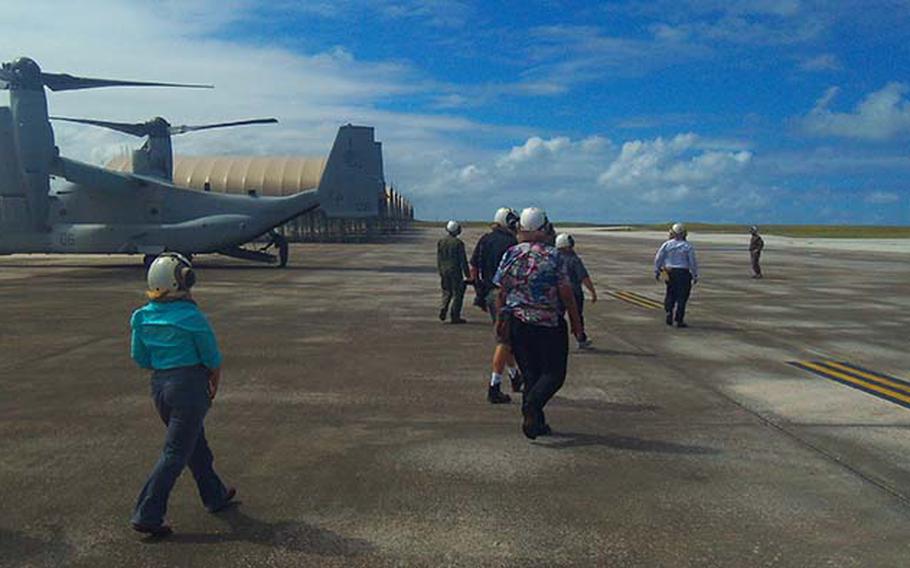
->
[41,73,213,92]
[169,118,278,135]
[49,116,149,137]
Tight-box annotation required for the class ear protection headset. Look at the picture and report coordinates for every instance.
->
[168,252,196,290]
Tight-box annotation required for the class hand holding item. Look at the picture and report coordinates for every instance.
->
[208,368,222,400]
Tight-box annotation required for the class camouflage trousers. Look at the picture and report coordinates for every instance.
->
[439,271,466,321]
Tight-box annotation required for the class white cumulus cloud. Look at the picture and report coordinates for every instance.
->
[803,82,910,141]
[598,134,753,203]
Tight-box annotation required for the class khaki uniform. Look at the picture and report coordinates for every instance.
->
[437,235,469,321]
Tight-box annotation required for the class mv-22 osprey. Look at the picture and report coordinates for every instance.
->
[0,57,380,267]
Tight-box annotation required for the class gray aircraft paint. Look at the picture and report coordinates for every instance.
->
[0,57,383,260]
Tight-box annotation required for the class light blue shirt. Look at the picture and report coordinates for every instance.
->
[130,300,223,371]
[654,238,699,279]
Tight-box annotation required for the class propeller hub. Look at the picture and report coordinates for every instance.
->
[4,57,43,89]
[146,117,172,137]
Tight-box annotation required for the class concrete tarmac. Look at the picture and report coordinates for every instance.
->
[1,228,909,567]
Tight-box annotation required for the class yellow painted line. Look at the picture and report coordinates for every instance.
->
[612,291,660,310]
[622,292,663,309]
[795,361,910,406]
[615,291,658,303]
[817,360,910,395]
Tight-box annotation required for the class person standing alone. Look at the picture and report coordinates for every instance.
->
[130,253,235,537]
[654,223,699,328]
[749,225,764,278]
[437,220,470,324]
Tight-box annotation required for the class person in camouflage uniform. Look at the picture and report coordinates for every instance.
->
[437,220,470,324]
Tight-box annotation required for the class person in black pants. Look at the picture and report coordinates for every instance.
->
[654,223,699,328]
[665,268,693,326]
[493,207,584,439]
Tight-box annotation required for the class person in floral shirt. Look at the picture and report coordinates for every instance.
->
[493,207,584,439]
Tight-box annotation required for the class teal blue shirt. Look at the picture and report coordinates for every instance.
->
[130,300,223,371]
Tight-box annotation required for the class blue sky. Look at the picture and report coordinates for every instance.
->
[3,0,909,224]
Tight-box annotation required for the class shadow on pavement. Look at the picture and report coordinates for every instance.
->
[535,432,719,455]
[148,506,375,557]
[551,399,661,413]
[0,527,73,565]
[574,347,656,357]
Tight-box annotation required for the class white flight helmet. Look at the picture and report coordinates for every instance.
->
[493,207,519,230]
[445,220,462,236]
[519,207,549,232]
[750,225,759,234]
[555,233,575,249]
[671,222,686,236]
[147,252,196,298]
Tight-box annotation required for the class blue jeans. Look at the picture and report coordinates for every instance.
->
[131,366,229,526]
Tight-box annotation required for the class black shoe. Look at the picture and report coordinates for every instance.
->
[209,487,237,513]
[450,318,467,324]
[488,384,511,404]
[521,406,539,439]
[132,522,173,538]
[539,423,553,436]
[438,309,447,321]
[509,372,523,393]
[676,321,688,328]
[665,313,673,326]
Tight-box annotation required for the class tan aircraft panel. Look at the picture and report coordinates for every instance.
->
[106,155,327,196]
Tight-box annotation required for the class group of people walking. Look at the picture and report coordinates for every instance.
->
[125,215,764,538]
[439,214,766,439]
[436,206,596,438]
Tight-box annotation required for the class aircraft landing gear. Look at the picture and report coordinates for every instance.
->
[143,254,156,270]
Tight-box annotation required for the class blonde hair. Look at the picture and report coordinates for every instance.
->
[146,289,190,301]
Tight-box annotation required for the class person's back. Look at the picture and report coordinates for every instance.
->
[472,226,518,287]
[131,300,221,371]
[655,238,698,275]
[495,240,566,326]
[563,251,588,300]
[437,234,468,276]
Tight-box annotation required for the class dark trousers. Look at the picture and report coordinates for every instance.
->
[664,268,693,323]
[751,250,762,276]
[439,271,466,321]
[510,318,569,425]
[132,366,228,527]
[574,292,587,342]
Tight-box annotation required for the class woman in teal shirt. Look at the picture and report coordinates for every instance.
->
[129,253,234,537]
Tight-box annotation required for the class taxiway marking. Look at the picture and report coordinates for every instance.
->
[789,360,910,409]
[609,290,664,310]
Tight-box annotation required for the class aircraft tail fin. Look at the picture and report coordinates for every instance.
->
[317,125,384,218]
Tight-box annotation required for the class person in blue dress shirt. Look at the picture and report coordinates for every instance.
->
[654,223,699,328]
[129,253,235,537]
